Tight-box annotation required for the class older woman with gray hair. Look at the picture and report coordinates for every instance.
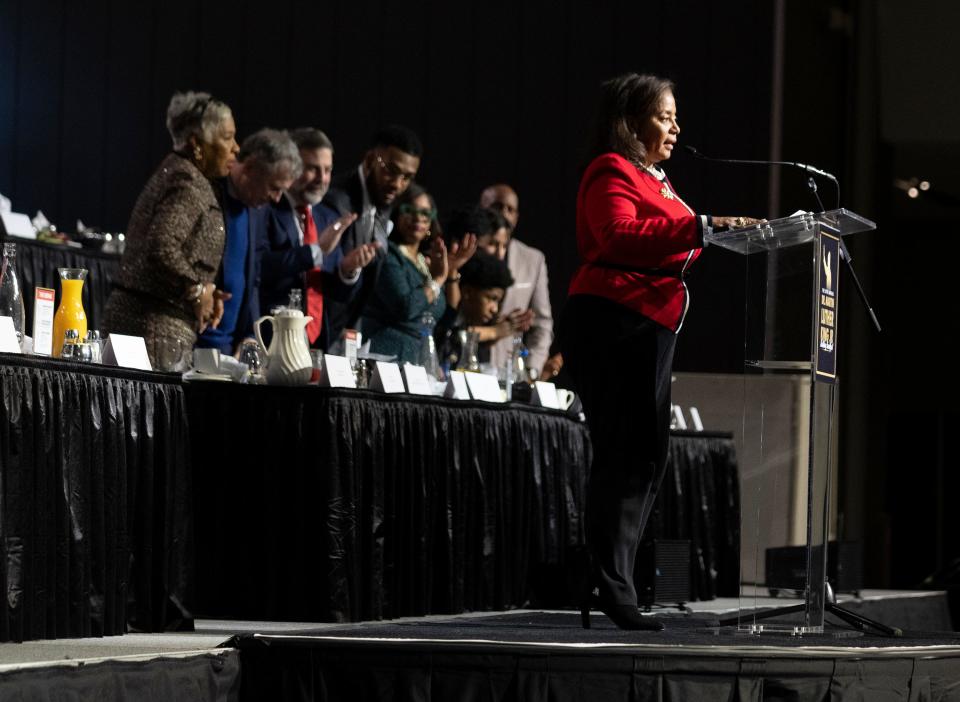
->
[105,90,239,367]
[195,128,302,354]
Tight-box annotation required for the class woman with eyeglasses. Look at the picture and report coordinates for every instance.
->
[360,184,476,364]
[105,90,237,366]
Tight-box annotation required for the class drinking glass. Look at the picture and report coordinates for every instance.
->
[238,339,265,384]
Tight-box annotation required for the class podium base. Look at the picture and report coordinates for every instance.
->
[718,600,903,637]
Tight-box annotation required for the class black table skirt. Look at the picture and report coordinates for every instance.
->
[652,431,741,600]
[187,384,593,622]
[3,236,120,332]
[0,353,190,642]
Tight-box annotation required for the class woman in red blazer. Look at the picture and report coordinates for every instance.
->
[561,73,757,630]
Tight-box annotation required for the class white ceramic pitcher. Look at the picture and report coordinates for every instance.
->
[254,310,313,386]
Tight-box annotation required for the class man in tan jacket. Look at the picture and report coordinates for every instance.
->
[479,184,557,379]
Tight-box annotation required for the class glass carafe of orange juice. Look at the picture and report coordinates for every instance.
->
[52,268,88,358]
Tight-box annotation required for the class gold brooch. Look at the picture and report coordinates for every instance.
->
[660,187,675,200]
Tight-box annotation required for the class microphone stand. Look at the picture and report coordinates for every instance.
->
[806,178,882,333]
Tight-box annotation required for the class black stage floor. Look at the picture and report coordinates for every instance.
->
[2,591,958,701]
[234,592,960,701]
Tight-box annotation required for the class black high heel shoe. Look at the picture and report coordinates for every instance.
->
[580,593,665,631]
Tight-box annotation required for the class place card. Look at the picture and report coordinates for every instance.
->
[689,407,704,432]
[444,370,471,400]
[31,287,55,356]
[103,333,152,371]
[402,363,432,395]
[671,404,688,430]
[531,381,561,409]
[319,353,357,388]
[465,372,504,403]
[0,316,21,353]
[0,211,35,239]
[370,361,405,393]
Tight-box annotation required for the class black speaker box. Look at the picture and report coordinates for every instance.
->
[635,539,691,606]
[765,540,863,594]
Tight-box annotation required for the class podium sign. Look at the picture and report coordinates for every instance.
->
[816,233,840,382]
[706,208,875,634]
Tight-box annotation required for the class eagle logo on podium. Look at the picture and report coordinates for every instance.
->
[822,247,833,291]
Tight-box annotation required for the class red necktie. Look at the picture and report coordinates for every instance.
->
[299,205,324,344]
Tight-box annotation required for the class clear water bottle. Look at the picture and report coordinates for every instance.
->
[509,335,532,401]
[418,312,441,379]
[0,243,26,344]
[501,334,525,399]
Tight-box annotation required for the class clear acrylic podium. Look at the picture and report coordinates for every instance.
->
[706,208,876,634]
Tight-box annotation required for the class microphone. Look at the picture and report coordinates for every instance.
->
[684,144,837,183]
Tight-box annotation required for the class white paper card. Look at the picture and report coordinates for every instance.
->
[370,361,405,393]
[31,287,55,356]
[532,381,561,409]
[0,211,35,239]
[444,370,471,400]
[465,372,504,403]
[0,316,21,353]
[102,333,152,370]
[403,363,432,395]
[319,353,357,388]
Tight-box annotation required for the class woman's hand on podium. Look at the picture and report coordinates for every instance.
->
[713,216,764,230]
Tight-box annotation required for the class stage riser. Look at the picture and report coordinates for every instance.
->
[237,645,960,702]
[0,652,239,701]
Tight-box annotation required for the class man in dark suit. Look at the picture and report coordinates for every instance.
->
[259,127,377,348]
[322,124,423,347]
[196,128,301,355]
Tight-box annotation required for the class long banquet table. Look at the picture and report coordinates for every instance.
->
[1,352,740,639]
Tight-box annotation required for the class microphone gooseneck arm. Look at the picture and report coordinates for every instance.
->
[684,145,841,210]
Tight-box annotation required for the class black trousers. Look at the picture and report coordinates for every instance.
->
[559,295,677,606]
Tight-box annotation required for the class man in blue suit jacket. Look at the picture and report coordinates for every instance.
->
[197,129,301,355]
[259,128,378,349]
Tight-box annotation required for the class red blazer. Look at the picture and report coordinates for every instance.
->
[568,152,705,332]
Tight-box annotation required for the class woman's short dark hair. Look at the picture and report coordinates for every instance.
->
[389,183,442,242]
[587,73,674,166]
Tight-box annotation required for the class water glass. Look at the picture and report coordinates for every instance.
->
[238,339,265,383]
[157,337,188,372]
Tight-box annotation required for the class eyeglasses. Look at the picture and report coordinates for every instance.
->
[376,155,416,185]
[398,204,437,220]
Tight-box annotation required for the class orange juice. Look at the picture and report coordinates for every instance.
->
[53,277,87,358]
